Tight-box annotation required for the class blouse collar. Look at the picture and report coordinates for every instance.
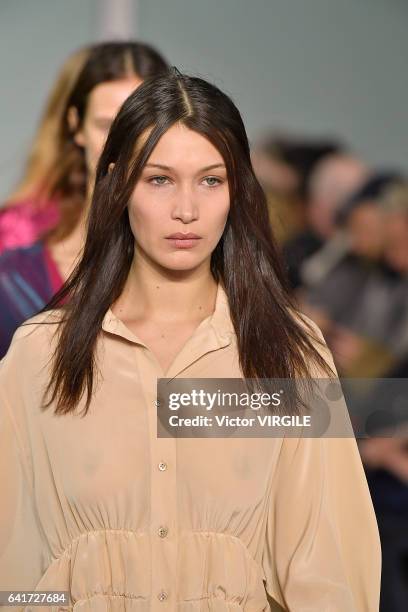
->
[101,282,235,349]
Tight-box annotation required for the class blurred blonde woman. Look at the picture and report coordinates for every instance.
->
[0,45,91,252]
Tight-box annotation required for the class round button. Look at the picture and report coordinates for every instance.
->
[157,591,168,601]
[158,462,167,471]
[154,400,161,407]
[158,526,168,538]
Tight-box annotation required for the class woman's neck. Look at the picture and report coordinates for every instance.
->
[45,183,93,281]
[113,255,218,325]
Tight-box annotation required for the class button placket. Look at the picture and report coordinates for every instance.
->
[137,320,229,608]
[141,360,178,609]
[151,432,177,606]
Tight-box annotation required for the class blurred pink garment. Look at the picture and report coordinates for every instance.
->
[0,197,60,255]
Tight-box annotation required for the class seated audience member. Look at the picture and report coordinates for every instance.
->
[283,152,370,288]
[304,178,408,610]
[300,172,407,377]
[251,132,341,249]
[379,181,408,354]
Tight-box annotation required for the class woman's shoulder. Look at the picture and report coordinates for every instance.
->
[14,308,63,333]
[12,308,64,341]
[0,309,64,370]
[290,308,325,342]
[290,308,338,377]
[0,310,65,434]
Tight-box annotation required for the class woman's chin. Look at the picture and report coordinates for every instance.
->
[156,254,210,275]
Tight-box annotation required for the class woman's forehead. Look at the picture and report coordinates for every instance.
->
[131,123,226,169]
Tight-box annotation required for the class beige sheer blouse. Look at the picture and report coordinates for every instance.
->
[0,283,381,611]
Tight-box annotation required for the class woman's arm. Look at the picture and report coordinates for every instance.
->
[261,318,382,611]
[262,433,381,611]
[0,391,47,593]
[0,331,49,602]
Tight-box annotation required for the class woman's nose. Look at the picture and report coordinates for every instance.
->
[171,188,199,223]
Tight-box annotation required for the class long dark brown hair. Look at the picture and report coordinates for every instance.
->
[43,68,334,416]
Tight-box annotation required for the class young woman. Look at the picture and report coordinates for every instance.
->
[0,45,91,253]
[0,41,168,358]
[0,70,381,611]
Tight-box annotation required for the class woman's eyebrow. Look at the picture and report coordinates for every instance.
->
[144,163,226,172]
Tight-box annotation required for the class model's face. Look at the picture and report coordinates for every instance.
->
[128,122,230,273]
[75,77,142,181]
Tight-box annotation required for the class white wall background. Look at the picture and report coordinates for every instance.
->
[1,0,407,201]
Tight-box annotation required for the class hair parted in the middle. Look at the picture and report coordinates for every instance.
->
[41,68,334,415]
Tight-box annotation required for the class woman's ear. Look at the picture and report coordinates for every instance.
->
[108,162,115,174]
[67,106,85,147]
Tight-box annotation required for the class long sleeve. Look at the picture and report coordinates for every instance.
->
[0,370,47,597]
[261,317,382,611]
[262,433,381,611]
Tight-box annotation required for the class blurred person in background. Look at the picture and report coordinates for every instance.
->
[251,132,341,250]
[0,45,91,252]
[300,172,407,377]
[0,41,168,358]
[359,183,408,612]
[302,178,408,608]
[357,182,408,607]
[307,153,371,243]
[381,182,408,282]
[283,152,370,289]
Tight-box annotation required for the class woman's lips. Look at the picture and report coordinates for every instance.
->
[165,233,202,249]
[166,237,202,249]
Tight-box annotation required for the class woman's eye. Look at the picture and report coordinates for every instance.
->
[203,176,222,187]
[149,176,170,186]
